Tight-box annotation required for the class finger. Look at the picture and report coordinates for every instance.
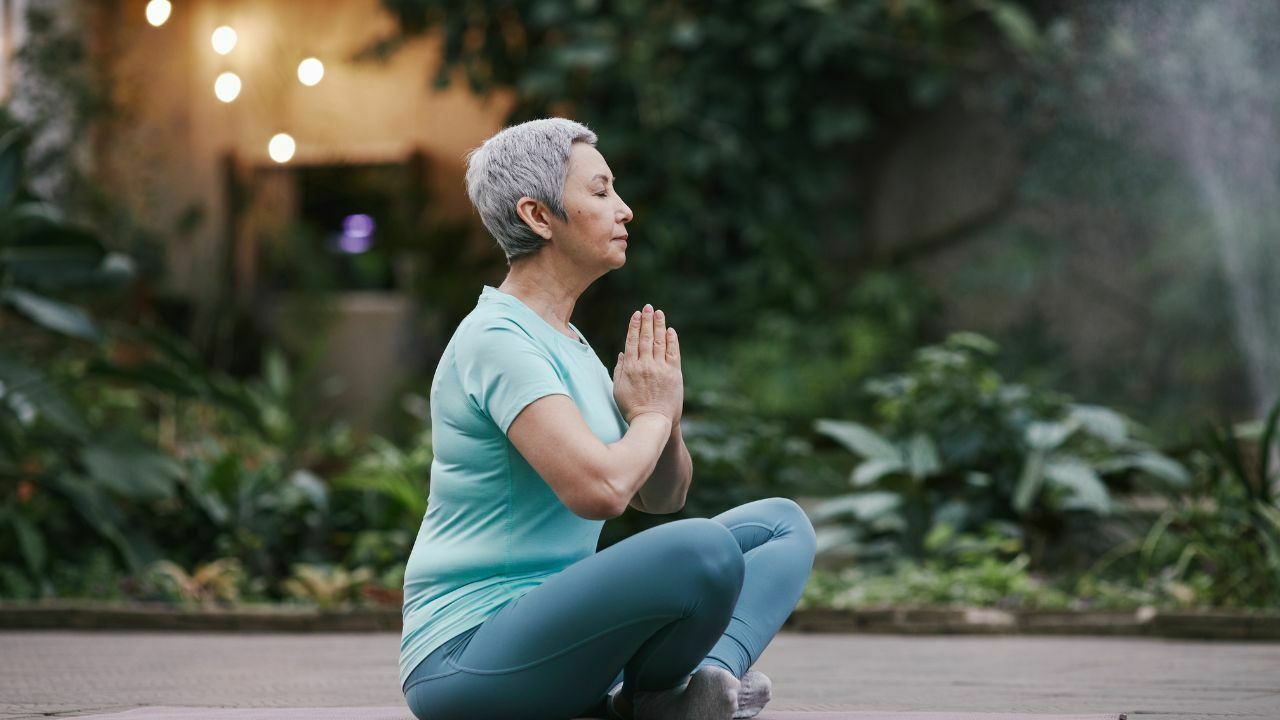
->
[625,310,640,359]
[639,303,654,354]
[666,327,680,365]
[653,309,666,360]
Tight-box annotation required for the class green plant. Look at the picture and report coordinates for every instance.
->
[0,121,205,594]
[281,562,375,609]
[1091,400,1280,608]
[182,452,332,587]
[368,0,1066,339]
[330,429,432,526]
[140,557,247,605]
[598,387,845,547]
[799,521,1076,610]
[810,333,1188,568]
[682,271,936,423]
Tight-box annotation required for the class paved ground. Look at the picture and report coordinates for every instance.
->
[1,630,1277,719]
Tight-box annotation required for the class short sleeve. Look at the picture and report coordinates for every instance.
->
[456,320,571,434]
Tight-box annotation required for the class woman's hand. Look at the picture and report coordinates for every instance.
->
[613,304,683,424]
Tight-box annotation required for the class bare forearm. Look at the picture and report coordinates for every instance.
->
[637,421,692,514]
[601,412,673,513]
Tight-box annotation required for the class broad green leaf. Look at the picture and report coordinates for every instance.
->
[16,251,135,292]
[906,433,941,479]
[3,200,64,229]
[3,222,103,265]
[332,466,427,518]
[808,491,901,523]
[1044,457,1111,514]
[11,510,46,574]
[288,469,329,510]
[945,332,999,356]
[867,510,907,533]
[1259,399,1279,493]
[987,1,1041,53]
[81,441,183,502]
[1069,404,1130,446]
[813,525,858,554]
[0,128,22,209]
[851,457,904,487]
[924,522,957,553]
[1255,502,1280,548]
[814,418,900,461]
[1099,451,1190,487]
[1025,419,1078,451]
[264,349,290,397]
[965,471,992,487]
[49,472,140,570]
[0,353,89,437]
[2,289,102,341]
[932,499,970,530]
[86,360,204,397]
[1014,449,1046,513]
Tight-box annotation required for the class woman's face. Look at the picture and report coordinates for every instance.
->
[548,142,634,270]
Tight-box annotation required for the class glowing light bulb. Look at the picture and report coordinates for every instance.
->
[214,72,241,103]
[268,133,296,163]
[211,26,237,55]
[297,58,324,86]
[145,0,172,27]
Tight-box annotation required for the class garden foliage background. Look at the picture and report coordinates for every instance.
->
[1,0,1278,612]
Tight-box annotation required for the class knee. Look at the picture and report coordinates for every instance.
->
[763,497,818,557]
[669,518,745,592]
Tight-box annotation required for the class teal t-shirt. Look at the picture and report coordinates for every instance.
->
[399,284,629,689]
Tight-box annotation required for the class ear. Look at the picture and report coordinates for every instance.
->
[515,196,555,240]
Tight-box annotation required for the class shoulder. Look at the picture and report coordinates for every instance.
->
[455,312,537,354]
[452,311,562,374]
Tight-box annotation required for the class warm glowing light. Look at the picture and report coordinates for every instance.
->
[297,58,325,86]
[145,0,172,27]
[214,72,241,103]
[211,26,238,55]
[268,133,296,163]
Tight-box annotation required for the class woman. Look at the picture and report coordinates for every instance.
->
[399,118,817,720]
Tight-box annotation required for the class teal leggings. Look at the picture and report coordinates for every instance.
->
[401,497,817,720]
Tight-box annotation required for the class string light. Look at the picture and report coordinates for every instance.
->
[214,72,241,103]
[297,58,324,86]
[211,26,237,55]
[145,0,172,27]
[268,133,296,163]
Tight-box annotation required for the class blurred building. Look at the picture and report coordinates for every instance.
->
[6,0,514,429]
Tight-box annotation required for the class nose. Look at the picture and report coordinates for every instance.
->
[617,194,633,224]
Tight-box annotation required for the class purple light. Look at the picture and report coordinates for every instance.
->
[337,214,376,254]
[343,213,375,238]
[338,234,372,254]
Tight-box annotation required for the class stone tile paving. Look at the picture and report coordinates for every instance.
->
[1,631,1276,719]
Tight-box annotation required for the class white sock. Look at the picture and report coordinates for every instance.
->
[733,669,772,719]
[631,665,740,720]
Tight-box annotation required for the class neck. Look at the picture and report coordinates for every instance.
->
[497,253,597,335]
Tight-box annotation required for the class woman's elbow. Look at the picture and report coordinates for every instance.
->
[582,464,626,520]
[573,492,623,521]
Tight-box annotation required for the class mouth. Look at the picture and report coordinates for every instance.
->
[612,235,628,244]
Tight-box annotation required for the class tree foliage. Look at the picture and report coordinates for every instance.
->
[370,0,1061,335]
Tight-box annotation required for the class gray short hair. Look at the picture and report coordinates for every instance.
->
[464,118,599,263]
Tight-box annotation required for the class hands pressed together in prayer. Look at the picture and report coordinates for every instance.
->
[612,303,684,426]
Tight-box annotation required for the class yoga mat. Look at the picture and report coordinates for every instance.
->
[70,706,1127,720]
